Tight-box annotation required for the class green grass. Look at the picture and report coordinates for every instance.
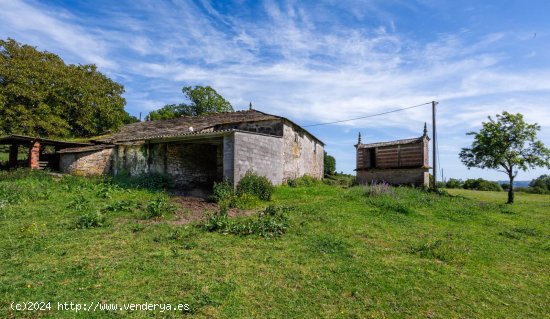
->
[1,170,549,318]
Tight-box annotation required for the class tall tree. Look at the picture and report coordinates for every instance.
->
[459,112,550,204]
[0,38,130,137]
[146,85,233,120]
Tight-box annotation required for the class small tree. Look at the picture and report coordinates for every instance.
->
[324,151,336,176]
[459,112,550,203]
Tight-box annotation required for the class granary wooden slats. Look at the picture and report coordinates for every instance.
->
[355,126,430,187]
[355,134,429,171]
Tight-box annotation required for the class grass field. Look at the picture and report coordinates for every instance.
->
[1,170,549,318]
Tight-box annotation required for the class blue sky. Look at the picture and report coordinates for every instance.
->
[1,0,549,181]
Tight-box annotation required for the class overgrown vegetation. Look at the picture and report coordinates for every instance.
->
[1,170,549,318]
[462,178,503,192]
[235,171,274,201]
[202,205,290,238]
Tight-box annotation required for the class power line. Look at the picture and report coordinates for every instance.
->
[302,102,432,128]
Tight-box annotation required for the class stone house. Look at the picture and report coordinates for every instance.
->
[355,124,430,186]
[58,110,324,191]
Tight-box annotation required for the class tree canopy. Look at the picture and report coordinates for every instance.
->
[0,38,132,137]
[146,85,233,120]
[324,151,336,176]
[459,111,550,203]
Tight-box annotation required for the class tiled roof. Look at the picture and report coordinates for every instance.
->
[97,110,281,143]
[0,134,93,147]
[357,136,427,149]
[96,109,324,145]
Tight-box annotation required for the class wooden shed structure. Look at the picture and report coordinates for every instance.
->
[355,124,430,186]
[0,135,92,171]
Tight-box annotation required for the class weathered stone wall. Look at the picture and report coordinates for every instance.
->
[282,124,324,181]
[111,142,222,189]
[233,132,284,185]
[166,143,219,190]
[60,148,113,176]
[111,142,149,176]
[356,168,429,187]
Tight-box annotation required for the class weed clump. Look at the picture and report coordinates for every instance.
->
[145,197,177,219]
[202,205,290,238]
[76,211,107,229]
[102,200,138,213]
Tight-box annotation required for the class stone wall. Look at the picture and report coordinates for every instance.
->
[356,168,429,187]
[233,132,284,185]
[166,143,220,190]
[60,148,113,176]
[282,124,324,181]
[111,143,148,176]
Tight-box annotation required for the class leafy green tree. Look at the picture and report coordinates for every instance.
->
[459,112,550,203]
[146,85,233,120]
[528,174,550,194]
[0,38,129,137]
[324,151,336,176]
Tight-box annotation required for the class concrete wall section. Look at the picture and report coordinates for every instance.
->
[223,135,235,184]
[356,168,429,187]
[233,132,284,185]
[282,124,324,181]
[60,148,113,176]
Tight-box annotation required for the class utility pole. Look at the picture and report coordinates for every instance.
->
[432,101,438,189]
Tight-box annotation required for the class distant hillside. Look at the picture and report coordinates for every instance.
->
[497,180,531,187]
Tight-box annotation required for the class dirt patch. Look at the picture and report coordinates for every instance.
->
[170,196,256,225]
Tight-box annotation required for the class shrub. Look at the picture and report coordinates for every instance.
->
[76,211,107,229]
[287,175,320,187]
[236,171,274,201]
[445,178,464,189]
[463,178,503,192]
[145,197,177,219]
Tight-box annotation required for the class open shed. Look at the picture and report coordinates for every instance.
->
[0,135,92,171]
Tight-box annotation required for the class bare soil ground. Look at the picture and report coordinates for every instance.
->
[170,196,256,225]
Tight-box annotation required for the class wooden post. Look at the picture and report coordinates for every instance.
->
[9,144,18,168]
[432,101,438,189]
